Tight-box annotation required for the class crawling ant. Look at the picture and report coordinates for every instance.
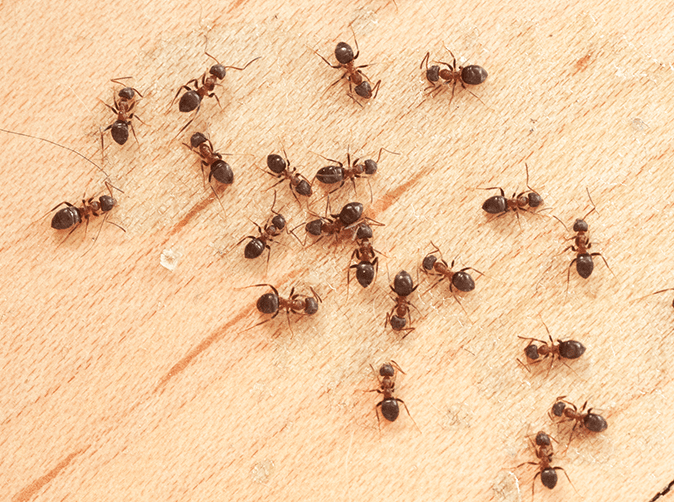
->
[348,223,379,289]
[481,163,543,219]
[247,284,321,334]
[301,202,366,242]
[315,148,396,202]
[184,132,234,186]
[100,77,143,148]
[316,30,381,105]
[367,361,416,427]
[169,52,260,135]
[265,152,312,203]
[518,321,585,373]
[554,190,612,286]
[422,243,481,293]
[51,181,125,243]
[518,431,572,497]
[420,49,488,106]
[550,397,608,436]
[238,192,287,263]
[385,270,418,337]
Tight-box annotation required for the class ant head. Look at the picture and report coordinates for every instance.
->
[304,297,320,315]
[422,254,437,271]
[364,159,378,175]
[267,153,287,174]
[390,315,407,330]
[356,223,373,240]
[210,64,227,80]
[524,343,540,360]
[551,401,566,417]
[528,192,543,208]
[256,292,279,314]
[380,362,395,377]
[334,42,354,64]
[426,64,440,82]
[190,132,209,149]
[271,214,286,231]
[118,87,136,100]
[305,219,324,236]
[534,431,551,446]
[572,219,589,233]
[99,195,116,213]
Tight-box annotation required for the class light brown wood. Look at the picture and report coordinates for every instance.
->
[1,1,673,501]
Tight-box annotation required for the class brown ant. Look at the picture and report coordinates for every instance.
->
[347,223,380,291]
[265,152,312,203]
[386,270,418,337]
[420,49,488,106]
[554,190,612,288]
[50,181,126,244]
[517,320,586,373]
[421,242,482,316]
[316,29,381,105]
[297,202,369,244]
[169,52,260,136]
[550,397,608,437]
[518,431,573,498]
[246,284,321,335]
[184,132,234,186]
[481,163,543,219]
[314,148,397,203]
[100,77,143,149]
[237,192,288,265]
[366,361,417,428]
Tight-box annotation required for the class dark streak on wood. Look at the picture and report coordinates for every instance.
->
[12,447,88,502]
[648,477,674,502]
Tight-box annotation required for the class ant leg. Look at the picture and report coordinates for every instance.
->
[370,80,381,99]
[591,252,615,277]
[396,398,420,432]
[315,51,341,69]
[420,52,431,70]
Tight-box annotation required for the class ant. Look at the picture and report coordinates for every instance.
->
[422,243,482,293]
[238,192,287,263]
[367,361,416,427]
[481,163,543,219]
[420,49,488,106]
[316,29,381,105]
[517,321,586,373]
[518,431,572,497]
[100,77,143,149]
[348,223,379,289]
[301,202,366,242]
[249,284,321,334]
[265,152,312,203]
[385,270,418,337]
[51,181,126,243]
[554,190,612,287]
[315,148,396,203]
[184,132,234,185]
[550,397,608,436]
[169,52,261,136]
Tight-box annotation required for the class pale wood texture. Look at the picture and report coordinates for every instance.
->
[1,0,673,501]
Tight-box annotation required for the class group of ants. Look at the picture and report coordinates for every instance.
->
[6,31,673,501]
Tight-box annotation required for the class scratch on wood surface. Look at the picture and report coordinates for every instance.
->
[165,195,216,239]
[12,447,88,502]
[154,308,250,392]
[371,165,431,218]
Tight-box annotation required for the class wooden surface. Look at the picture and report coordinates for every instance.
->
[1,0,674,501]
